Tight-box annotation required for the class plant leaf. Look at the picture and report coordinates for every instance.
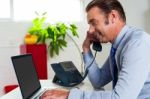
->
[54,43,59,55]
[58,39,67,47]
[70,24,79,37]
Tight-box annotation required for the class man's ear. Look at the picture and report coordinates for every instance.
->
[108,10,118,24]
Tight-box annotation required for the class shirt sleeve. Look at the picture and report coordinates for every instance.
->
[68,39,150,99]
[82,49,112,89]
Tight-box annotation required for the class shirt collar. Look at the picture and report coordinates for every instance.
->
[112,25,129,49]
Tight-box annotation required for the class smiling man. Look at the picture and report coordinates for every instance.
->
[40,0,150,99]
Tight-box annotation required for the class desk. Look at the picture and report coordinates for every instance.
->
[0,80,93,99]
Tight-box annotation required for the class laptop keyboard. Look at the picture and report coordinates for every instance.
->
[33,89,47,99]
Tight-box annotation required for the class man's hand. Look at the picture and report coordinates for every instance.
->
[40,89,69,99]
[82,31,99,53]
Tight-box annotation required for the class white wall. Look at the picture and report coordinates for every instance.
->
[0,0,150,97]
[0,22,32,96]
[120,0,150,33]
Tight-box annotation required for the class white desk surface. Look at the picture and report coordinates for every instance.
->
[0,80,93,99]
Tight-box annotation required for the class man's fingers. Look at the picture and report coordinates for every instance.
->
[40,89,69,99]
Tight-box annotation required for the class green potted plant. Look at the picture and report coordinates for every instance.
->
[27,12,48,43]
[46,23,78,57]
[26,12,79,57]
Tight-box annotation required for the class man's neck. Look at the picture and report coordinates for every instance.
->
[111,22,126,44]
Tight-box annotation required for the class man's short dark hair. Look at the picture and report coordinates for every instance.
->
[86,0,126,22]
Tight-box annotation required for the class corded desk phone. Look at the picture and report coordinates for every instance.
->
[51,42,102,87]
[51,61,83,87]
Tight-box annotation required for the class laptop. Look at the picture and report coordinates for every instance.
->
[11,54,52,99]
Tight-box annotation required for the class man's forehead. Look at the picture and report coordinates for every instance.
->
[87,7,103,23]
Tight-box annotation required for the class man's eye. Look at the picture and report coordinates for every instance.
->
[92,22,97,27]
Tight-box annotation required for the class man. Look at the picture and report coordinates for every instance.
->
[40,0,150,99]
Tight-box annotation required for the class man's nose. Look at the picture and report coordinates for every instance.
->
[88,26,95,34]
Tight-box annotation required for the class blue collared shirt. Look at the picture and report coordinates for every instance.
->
[68,25,150,99]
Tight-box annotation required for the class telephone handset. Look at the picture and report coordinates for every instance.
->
[92,41,102,52]
[51,42,102,87]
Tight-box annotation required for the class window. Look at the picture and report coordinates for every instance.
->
[13,0,83,22]
[0,0,11,19]
[0,0,83,22]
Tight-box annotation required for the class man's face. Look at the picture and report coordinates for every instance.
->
[87,6,114,43]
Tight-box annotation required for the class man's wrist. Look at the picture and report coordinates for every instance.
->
[66,91,70,99]
[83,47,90,53]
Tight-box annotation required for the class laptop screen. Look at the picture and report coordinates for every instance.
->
[11,54,41,99]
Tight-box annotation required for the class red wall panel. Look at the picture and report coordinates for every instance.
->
[20,44,47,79]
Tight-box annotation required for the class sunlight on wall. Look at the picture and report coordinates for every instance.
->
[13,0,83,23]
